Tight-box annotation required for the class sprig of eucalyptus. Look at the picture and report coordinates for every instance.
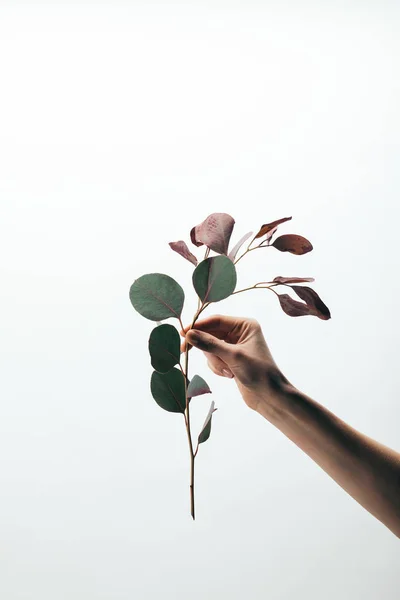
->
[129,213,331,519]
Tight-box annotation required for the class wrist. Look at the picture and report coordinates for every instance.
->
[255,373,300,424]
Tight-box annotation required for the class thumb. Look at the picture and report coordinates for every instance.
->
[186,329,233,361]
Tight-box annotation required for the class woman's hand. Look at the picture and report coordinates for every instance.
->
[180,314,290,412]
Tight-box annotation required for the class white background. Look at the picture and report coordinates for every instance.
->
[1,1,399,598]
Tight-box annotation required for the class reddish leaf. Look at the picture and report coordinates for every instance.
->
[169,241,198,266]
[278,294,314,317]
[273,276,315,284]
[290,286,331,320]
[228,231,253,262]
[190,213,235,255]
[272,234,313,255]
[254,216,292,239]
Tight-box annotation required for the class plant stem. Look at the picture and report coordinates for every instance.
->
[231,283,280,296]
[183,342,195,520]
[234,238,271,265]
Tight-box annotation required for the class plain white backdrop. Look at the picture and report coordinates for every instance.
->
[1,1,399,598]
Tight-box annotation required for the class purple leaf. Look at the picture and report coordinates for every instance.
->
[272,234,313,255]
[190,213,235,255]
[277,294,315,317]
[228,231,253,262]
[254,216,292,239]
[273,276,315,284]
[169,241,198,266]
[290,286,331,320]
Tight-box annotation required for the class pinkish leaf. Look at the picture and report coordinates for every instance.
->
[169,241,198,266]
[254,216,292,239]
[190,226,203,247]
[228,231,253,262]
[263,226,279,244]
[273,276,315,284]
[190,213,235,255]
[272,234,313,255]
[290,286,331,320]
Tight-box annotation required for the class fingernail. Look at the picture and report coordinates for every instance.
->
[222,369,233,378]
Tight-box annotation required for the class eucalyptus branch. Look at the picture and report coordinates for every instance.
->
[129,211,330,520]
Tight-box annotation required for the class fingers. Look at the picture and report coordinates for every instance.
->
[180,314,242,341]
[206,355,234,378]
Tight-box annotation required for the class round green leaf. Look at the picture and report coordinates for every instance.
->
[129,273,184,321]
[149,324,181,373]
[192,256,237,303]
[150,367,186,413]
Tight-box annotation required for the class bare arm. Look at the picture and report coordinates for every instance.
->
[256,379,400,538]
[181,314,400,538]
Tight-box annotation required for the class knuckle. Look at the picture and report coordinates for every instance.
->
[231,347,244,361]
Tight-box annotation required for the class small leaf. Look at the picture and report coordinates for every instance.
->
[277,294,314,318]
[254,216,292,239]
[150,368,186,413]
[130,273,184,321]
[149,324,181,373]
[272,234,313,255]
[190,213,235,255]
[228,231,253,262]
[290,286,331,320]
[193,255,237,303]
[187,374,212,399]
[198,401,217,444]
[169,241,198,266]
[263,226,279,244]
[273,276,315,284]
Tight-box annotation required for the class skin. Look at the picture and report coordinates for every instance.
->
[180,314,400,538]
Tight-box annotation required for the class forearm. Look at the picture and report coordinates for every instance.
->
[256,382,400,538]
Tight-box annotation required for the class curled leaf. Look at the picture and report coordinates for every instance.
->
[277,294,315,318]
[272,234,313,255]
[169,241,198,266]
[291,286,331,320]
[254,216,292,239]
[198,401,217,445]
[130,273,185,321]
[273,276,315,284]
[192,255,237,303]
[190,213,235,255]
[148,324,181,373]
[277,287,331,320]
[187,374,212,399]
[228,231,253,262]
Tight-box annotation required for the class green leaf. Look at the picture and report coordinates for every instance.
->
[150,368,186,413]
[198,401,217,444]
[149,324,181,373]
[129,273,184,321]
[192,255,237,303]
[187,374,212,399]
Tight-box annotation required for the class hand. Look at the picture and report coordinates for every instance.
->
[180,314,290,411]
